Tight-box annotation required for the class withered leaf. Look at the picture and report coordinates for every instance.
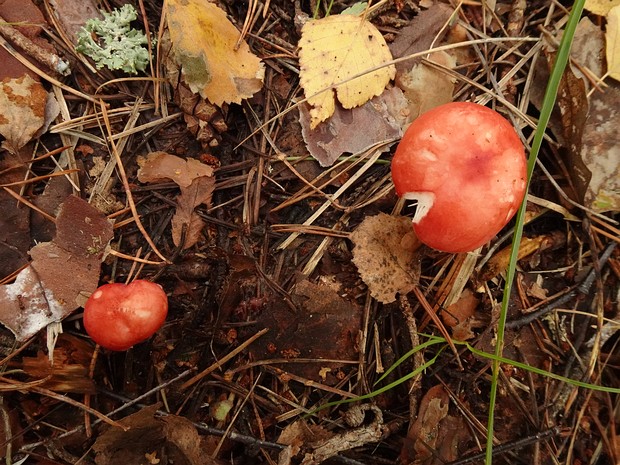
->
[166,0,264,106]
[298,14,395,128]
[299,86,408,167]
[251,279,361,384]
[138,152,215,248]
[401,384,449,464]
[0,75,59,154]
[0,196,113,341]
[93,404,215,465]
[351,213,421,304]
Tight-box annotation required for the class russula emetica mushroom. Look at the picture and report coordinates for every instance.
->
[391,102,527,253]
[83,280,168,351]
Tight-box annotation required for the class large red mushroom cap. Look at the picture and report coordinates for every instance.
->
[391,102,527,253]
[83,280,168,351]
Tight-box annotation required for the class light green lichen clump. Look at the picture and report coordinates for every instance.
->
[76,4,154,74]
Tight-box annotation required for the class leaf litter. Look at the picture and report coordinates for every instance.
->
[0,1,618,465]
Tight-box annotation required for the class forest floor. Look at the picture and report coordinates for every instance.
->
[0,0,618,464]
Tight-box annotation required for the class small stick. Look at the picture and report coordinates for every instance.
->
[180,328,269,390]
[0,14,70,76]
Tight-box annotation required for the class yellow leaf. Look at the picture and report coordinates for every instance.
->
[607,5,620,81]
[585,0,620,16]
[166,0,264,106]
[298,15,395,128]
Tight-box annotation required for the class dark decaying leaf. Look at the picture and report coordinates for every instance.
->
[250,279,361,384]
[93,404,217,465]
[0,195,113,341]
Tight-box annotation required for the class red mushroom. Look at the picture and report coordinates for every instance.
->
[83,280,168,351]
[391,102,527,253]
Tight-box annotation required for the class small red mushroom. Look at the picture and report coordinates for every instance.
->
[83,280,168,351]
[391,102,527,253]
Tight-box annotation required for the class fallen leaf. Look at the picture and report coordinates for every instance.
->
[0,75,59,154]
[580,84,620,211]
[299,86,408,167]
[48,0,102,42]
[584,0,620,16]
[21,334,96,393]
[396,50,456,121]
[0,196,113,341]
[251,279,361,384]
[172,177,215,247]
[0,155,31,278]
[441,288,479,341]
[138,152,215,248]
[298,14,395,128]
[351,213,421,304]
[93,404,215,465]
[606,5,620,81]
[389,3,455,74]
[137,151,214,187]
[401,385,449,464]
[166,0,264,106]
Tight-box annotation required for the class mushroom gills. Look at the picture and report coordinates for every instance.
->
[402,192,435,224]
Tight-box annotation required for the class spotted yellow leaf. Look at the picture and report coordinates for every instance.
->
[298,14,395,128]
[166,0,264,106]
[607,5,620,81]
[585,0,620,16]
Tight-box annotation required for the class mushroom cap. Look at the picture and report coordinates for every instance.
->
[83,280,168,351]
[391,102,527,253]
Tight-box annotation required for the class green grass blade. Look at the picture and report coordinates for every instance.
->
[485,2,586,462]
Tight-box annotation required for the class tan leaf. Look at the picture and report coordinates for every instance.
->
[171,177,214,247]
[585,0,620,16]
[606,5,620,81]
[396,50,456,121]
[137,151,213,187]
[166,0,264,106]
[0,75,56,154]
[138,152,215,248]
[298,14,395,128]
[351,213,421,304]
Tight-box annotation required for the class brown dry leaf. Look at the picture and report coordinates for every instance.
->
[433,415,472,464]
[389,3,455,74]
[401,384,450,464]
[138,152,215,248]
[299,86,408,167]
[441,288,479,341]
[137,151,214,187]
[172,177,215,247]
[0,156,31,278]
[580,84,620,211]
[166,0,264,106]
[0,196,113,341]
[397,50,456,121]
[93,404,215,465]
[0,75,59,154]
[298,14,395,128]
[277,421,332,465]
[251,279,361,384]
[48,0,102,42]
[21,334,96,393]
[351,213,421,304]
[606,6,620,81]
